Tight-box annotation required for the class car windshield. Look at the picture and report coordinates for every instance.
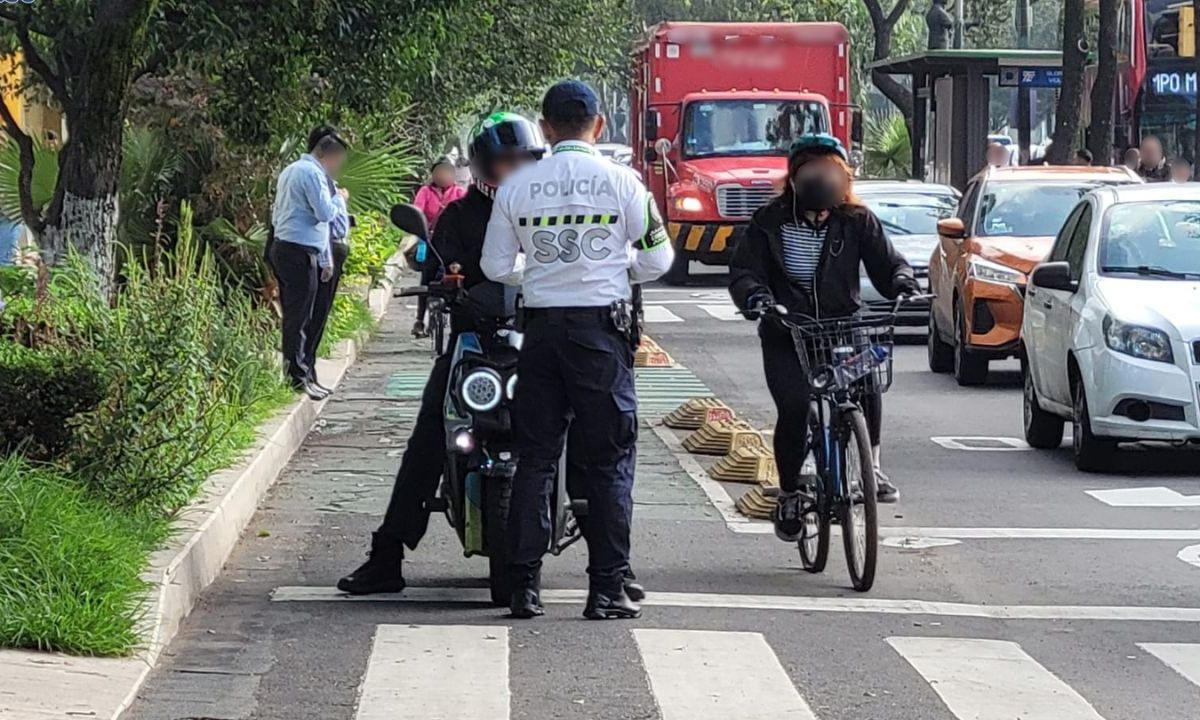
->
[977,182,1111,238]
[863,192,958,235]
[682,99,828,159]
[1100,200,1200,279]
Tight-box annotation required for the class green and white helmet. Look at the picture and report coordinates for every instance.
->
[468,112,545,188]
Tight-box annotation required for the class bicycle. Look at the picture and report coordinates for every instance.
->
[765,294,933,592]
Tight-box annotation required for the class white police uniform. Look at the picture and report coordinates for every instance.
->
[481,137,673,615]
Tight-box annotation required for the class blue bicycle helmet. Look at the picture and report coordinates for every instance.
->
[788,133,848,162]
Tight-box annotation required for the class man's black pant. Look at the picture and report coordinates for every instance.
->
[761,328,881,492]
[269,240,321,384]
[304,241,350,382]
[509,310,638,591]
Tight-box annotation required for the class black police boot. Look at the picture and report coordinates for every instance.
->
[509,572,544,619]
[584,585,642,620]
[623,568,646,602]
[337,533,406,595]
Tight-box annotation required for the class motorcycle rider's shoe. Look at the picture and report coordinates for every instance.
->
[509,572,544,619]
[584,586,642,620]
[874,467,899,504]
[336,533,406,595]
[623,569,646,602]
[773,489,804,542]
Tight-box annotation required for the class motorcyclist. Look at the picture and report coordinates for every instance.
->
[728,133,918,542]
[337,113,546,594]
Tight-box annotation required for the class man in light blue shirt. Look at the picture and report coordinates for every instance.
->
[269,131,350,398]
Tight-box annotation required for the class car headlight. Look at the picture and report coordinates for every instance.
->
[968,257,1024,286]
[673,196,703,213]
[460,369,503,412]
[1103,315,1174,364]
[505,374,518,399]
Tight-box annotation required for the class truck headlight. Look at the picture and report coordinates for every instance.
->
[460,369,502,412]
[1103,315,1174,364]
[673,196,703,213]
[968,257,1024,286]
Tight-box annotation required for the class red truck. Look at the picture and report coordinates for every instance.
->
[631,21,857,283]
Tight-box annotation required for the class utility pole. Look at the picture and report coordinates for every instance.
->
[1016,0,1033,164]
[1194,0,1200,173]
[954,0,965,48]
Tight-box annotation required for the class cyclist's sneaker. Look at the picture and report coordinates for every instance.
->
[411,320,428,338]
[875,467,899,504]
[774,489,805,542]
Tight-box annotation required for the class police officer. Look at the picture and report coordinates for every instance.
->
[482,80,674,620]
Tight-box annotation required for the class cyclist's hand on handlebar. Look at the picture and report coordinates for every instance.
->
[743,291,776,320]
[894,275,921,298]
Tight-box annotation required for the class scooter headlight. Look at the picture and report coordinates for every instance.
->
[506,374,518,399]
[460,369,503,412]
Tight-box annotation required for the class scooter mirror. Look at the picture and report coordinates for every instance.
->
[390,203,429,240]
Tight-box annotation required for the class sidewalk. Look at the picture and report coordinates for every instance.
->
[122,292,717,719]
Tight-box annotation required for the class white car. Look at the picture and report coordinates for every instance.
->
[1022,184,1200,471]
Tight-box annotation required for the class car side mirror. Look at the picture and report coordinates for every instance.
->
[654,137,672,160]
[937,217,966,239]
[390,203,429,240]
[1030,261,1077,292]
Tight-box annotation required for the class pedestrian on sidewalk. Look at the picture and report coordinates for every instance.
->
[337,113,545,596]
[269,128,349,400]
[1170,157,1193,183]
[301,126,353,394]
[1137,135,1170,182]
[411,156,467,338]
[481,80,674,621]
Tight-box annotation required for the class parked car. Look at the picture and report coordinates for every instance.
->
[597,143,633,166]
[927,165,1142,385]
[1022,184,1200,470]
[856,181,960,326]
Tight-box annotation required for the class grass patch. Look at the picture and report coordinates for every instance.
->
[317,292,375,358]
[0,455,167,655]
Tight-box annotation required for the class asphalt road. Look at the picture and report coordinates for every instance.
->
[127,278,1200,720]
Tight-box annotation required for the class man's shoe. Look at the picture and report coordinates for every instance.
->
[874,467,899,504]
[623,569,645,602]
[509,588,544,619]
[584,587,642,620]
[303,380,330,401]
[308,374,334,395]
[337,533,406,595]
[773,489,804,542]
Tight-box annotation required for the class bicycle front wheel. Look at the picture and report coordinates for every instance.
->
[839,408,878,592]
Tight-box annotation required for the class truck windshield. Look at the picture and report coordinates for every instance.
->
[682,100,828,159]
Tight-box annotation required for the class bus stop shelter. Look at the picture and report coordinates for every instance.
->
[869,49,1063,188]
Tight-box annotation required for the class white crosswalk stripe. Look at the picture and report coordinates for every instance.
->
[698,303,743,321]
[634,629,818,720]
[888,636,1107,720]
[1139,643,1200,687]
[355,624,510,720]
[644,305,685,323]
[643,300,742,323]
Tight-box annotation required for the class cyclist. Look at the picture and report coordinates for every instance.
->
[337,113,545,594]
[728,133,918,542]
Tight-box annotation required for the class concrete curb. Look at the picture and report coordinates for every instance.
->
[0,251,407,720]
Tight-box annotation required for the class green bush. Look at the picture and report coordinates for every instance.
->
[0,454,164,655]
[317,293,375,358]
[0,343,108,460]
[342,212,401,286]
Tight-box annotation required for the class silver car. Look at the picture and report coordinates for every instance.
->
[856,181,960,326]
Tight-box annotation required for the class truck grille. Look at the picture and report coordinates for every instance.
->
[716,185,776,219]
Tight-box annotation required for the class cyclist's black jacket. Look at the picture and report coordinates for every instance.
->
[728,198,913,341]
[423,186,495,338]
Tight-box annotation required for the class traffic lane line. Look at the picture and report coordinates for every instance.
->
[633,629,818,720]
[356,624,510,720]
[888,637,1107,720]
[271,586,1200,623]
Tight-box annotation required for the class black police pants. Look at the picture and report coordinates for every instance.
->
[269,240,321,384]
[509,313,638,590]
[304,240,350,382]
[377,352,453,551]
[761,330,882,493]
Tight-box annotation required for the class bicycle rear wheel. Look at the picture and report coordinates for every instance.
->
[798,418,829,573]
[839,408,878,592]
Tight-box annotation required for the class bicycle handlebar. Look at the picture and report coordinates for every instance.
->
[760,292,936,331]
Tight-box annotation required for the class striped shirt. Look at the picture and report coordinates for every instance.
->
[780,221,827,289]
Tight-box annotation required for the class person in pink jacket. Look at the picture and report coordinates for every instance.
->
[410,156,467,336]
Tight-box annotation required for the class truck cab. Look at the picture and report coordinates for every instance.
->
[631,22,854,284]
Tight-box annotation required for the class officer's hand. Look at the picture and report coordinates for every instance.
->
[895,275,921,297]
[338,188,350,201]
[744,291,775,320]
[321,265,334,283]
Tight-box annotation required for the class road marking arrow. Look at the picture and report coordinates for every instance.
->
[1086,487,1200,508]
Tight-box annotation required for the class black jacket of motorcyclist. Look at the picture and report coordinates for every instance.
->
[337,112,545,595]
[728,133,918,537]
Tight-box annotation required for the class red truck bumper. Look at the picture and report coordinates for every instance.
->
[667,222,748,265]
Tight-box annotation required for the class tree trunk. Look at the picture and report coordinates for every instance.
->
[1087,0,1119,164]
[42,0,155,296]
[1049,0,1087,165]
[865,0,915,125]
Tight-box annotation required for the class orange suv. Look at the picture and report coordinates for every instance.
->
[927,165,1141,385]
